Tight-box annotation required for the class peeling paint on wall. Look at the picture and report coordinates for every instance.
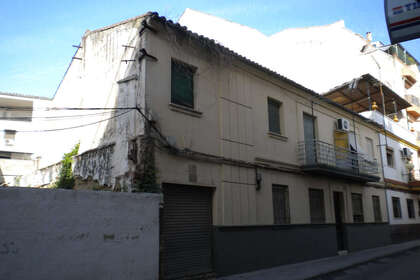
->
[73,144,114,186]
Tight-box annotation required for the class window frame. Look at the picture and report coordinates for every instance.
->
[351,193,364,223]
[170,59,196,109]
[372,195,382,223]
[309,188,325,224]
[386,147,395,168]
[365,137,375,161]
[392,197,402,218]
[418,200,420,217]
[272,184,290,224]
[267,97,283,135]
[407,199,415,219]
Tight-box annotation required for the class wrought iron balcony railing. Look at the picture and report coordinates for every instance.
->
[297,140,379,181]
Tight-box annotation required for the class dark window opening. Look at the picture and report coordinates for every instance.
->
[352,193,364,223]
[392,197,402,218]
[407,199,415,219]
[309,188,325,223]
[272,185,290,224]
[372,195,382,222]
[386,147,394,168]
[268,98,281,134]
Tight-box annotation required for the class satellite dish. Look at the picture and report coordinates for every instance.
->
[385,0,420,43]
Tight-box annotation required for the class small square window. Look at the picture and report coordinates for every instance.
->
[386,147,394,168]
[171,59,195,108]
[268,98,282,134]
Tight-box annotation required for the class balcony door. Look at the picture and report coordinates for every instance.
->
[303,113,316,164]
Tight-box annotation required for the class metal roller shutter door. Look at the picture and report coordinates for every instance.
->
[161,184,213,279]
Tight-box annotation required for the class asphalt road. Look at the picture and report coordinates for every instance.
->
[313,247,420,280]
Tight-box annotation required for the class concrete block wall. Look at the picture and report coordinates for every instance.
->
[0,187,160,280]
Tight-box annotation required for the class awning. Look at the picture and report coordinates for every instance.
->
[324,74,411,114]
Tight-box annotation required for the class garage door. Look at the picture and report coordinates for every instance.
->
[161,184,213,279]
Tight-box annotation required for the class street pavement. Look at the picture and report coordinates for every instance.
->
[218,240,420,280]
[312,247,420,280]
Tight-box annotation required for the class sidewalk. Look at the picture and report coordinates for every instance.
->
[217,240,420,280]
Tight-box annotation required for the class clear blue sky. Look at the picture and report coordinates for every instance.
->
[1,0,419,98]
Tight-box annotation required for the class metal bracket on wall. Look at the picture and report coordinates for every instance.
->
[122,45,136,49]
[138,48,158,62]
[139,21,157,36]
[121,59,136,64]
[72,44,83,49]
[72,57,82,60]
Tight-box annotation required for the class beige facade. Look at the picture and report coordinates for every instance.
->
[26,13,389,227]
[146,17,388,226]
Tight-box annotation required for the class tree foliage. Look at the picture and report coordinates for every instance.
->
[54,143,80,189]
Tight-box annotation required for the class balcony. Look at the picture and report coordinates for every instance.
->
[361,110,417,146]
[297,140,380,182]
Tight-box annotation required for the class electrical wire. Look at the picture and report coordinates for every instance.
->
[0,110,131,121]
[0,106,138,111]
[0,109,134,133]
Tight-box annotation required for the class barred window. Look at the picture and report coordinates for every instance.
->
[372,195,382,222]
[272,185,290,224]
[352,193,364,223]
[309,189,325,223]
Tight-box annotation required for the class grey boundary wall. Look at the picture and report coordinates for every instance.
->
[343,223,391,252]
[212,224,337,276]
[0,187,160,280]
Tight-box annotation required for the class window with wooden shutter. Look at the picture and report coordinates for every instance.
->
[268,98,281,134]
[171,60,195,108]
[309,188,325,223]
[352,193,364,223]
[372,195,382,222]
[272,185,290,224]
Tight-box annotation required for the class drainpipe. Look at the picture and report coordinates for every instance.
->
[311,101,317,164]
[378,130,391,223]
[379,82,391,224]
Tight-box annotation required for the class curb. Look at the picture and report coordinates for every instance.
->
[305,243,420,279]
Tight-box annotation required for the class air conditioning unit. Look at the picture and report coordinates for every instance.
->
[5,139,15,146]
[337,118,350,131]
[402,148,412,158]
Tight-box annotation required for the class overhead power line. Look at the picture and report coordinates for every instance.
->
[0,109,134,133]
[0,110,129,121]
[0,106,138,111]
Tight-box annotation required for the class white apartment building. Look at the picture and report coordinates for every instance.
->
[0,92,51,186]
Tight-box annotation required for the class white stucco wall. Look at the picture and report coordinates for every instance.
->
[28,15,149,188]
[386,189,420,225]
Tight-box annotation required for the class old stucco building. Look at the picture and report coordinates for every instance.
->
[21,12,396,278]
[13,10,420,279]
[181,8,420,249]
